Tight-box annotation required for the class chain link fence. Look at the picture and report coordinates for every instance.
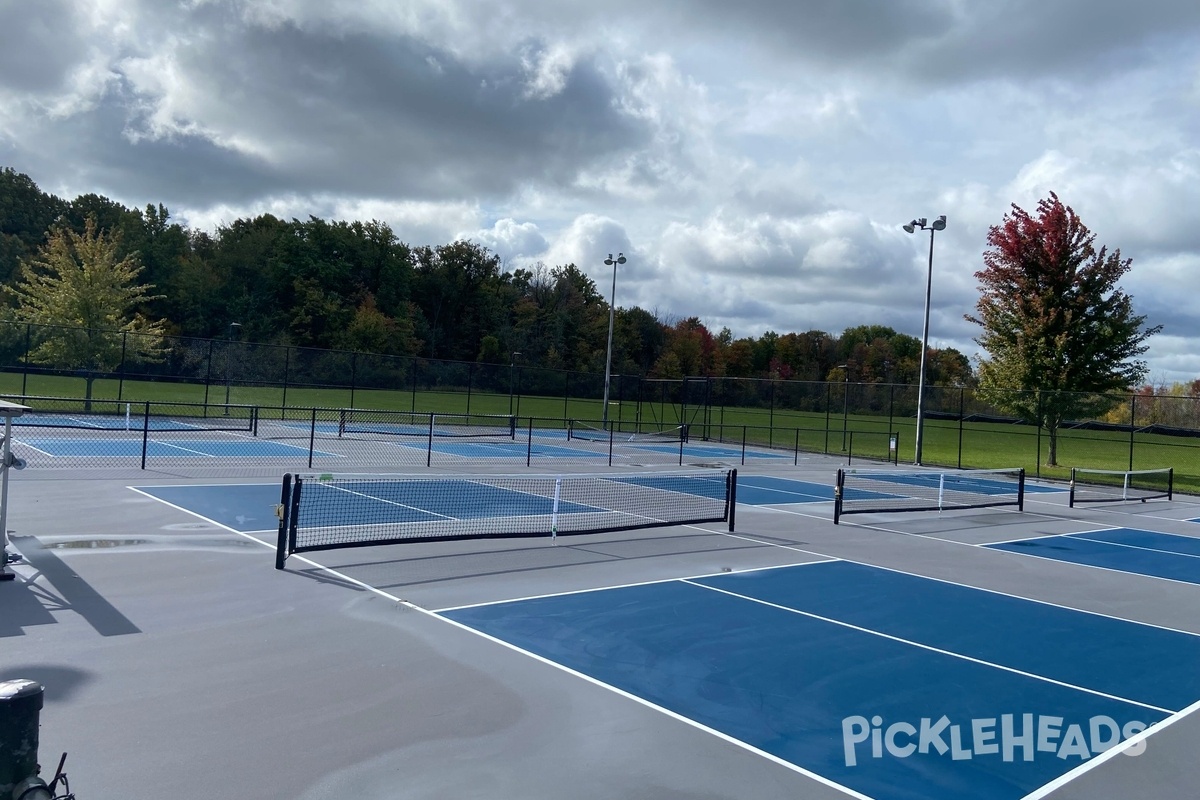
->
[2,320,1198,489]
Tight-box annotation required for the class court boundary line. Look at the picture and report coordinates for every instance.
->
[429,612,874,799]
[126,481,1200,799]
[132,489,872,799]
[985,539,1200,590]
[739,504,1200,638]
[683,580,1174,715]
[1022,696,1200,800]
[982,527,1120,547]
[129,480,1200,640]
[1067,531,1200,560]
[435,556,841,613]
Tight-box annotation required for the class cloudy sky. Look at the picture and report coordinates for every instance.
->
[2,0,1198,382]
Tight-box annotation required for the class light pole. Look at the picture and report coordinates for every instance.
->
[902,215,947,465]
[602,252,626,428]
[836,363,850,451]
[224,322,242,412]
[509,351,522,416]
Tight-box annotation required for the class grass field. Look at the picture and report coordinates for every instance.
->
[3,371,1197,493]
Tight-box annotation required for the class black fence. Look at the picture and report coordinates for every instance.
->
[1,321,1198,488]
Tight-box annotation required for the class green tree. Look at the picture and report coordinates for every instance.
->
[5,216,168,404]
[967,193,1160,465]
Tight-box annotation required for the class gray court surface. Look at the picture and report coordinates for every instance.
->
[4,456,1200,800]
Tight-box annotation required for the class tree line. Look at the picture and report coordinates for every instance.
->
[1,168,1166,465]
[0,166,972,388]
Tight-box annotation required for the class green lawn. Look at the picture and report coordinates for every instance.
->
[3,371,1197,494]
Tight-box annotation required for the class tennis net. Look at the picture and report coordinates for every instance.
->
[1069,467,1173,507]
[834,467,1025,524]
[337,409,516,440]
[567,420,689,444]
[275,468,737,567]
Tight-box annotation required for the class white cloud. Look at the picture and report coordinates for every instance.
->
[3,0,1199,381]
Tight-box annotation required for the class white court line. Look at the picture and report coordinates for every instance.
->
[152,440,219,457]
[133,487,871,799]
[683,580,1174,715]
[311,480,459,521]
[1022,697,1200,800]
[131,481,1195,800]
[1066,533,1200,560]
[984,542,1200,590]
[982,528,1119,547]
[430,612,874,800]
[743,504,1200,638]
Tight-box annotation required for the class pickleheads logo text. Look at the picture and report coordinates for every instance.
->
[841,714,1147,767]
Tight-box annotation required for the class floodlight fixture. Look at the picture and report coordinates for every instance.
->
[902,215,948,465]
[601,253,627,426]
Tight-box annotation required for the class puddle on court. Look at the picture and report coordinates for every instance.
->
[40,537,258,551]
[45,539,151,549]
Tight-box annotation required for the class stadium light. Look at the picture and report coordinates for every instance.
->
[602,253,626,428]
[903,215,947,465]
[224,322,242,413]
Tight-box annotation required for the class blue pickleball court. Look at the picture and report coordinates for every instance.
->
[987,528,1200,585]
[441,559,1200,800]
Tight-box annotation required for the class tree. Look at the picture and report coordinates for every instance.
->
[967,193,1160,465]
[5,216,168,404]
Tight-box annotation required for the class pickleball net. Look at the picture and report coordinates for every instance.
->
[567,420,689,444]
[834,466,1025,523]
[275,468,737,567]
[1069,467,1173,507]
[336,409,516,440]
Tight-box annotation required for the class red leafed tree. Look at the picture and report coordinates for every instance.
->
[966,193,1160,466]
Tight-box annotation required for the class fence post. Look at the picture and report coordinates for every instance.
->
[350,351,358,409]
[281,347,290,414]
[957,387,965,469]
[410,358,418,412]
[141,401,151,470]
[823,382,831,454]
[1129,393,1137,471]
[117,331,128,402]
[465,362,474,415]
[20,324,30,396]
[203,338,214,407]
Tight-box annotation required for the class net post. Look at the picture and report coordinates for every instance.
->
[847,431,853,466]
[1168,468,1174,501]
[833,469,843,524]
[1068,468,1077,508]
[726,469,737,532]
[275,474,293,570]
[525,417,533,467]
[1017,468,1026,511]
[337,408,347,438]
[286,476,303,558]
[607,424,614,467]
[794,428,799,466]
